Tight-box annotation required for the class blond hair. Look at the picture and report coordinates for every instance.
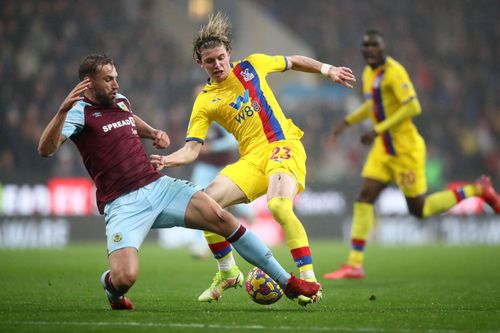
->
[193,12,232,60]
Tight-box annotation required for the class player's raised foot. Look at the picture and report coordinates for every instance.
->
[476,175,500,214]
[283,274,321,301]
[198,266,244,302]
[323,264,365,280]
[100,270,134,310]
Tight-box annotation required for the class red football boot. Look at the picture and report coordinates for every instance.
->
[323,264,365,280]
[100,270,134,310]
[108,296,134,310]
[476,175,500,214]
[283,274,321,300]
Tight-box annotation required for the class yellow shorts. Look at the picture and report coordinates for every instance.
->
[220,140,307,202]
[362,143,427,197]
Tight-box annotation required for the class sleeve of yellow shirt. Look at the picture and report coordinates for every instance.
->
[186,96,211,142]
[248,53,288,74]
[374,97,421,134]
[345,100,372,125]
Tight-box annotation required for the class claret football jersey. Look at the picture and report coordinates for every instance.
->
[62,93,162,213]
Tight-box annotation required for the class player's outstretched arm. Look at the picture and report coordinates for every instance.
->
[133,115,170,149]
[286,55,356,89]
[38,78,90,157]
[373,97,421,134]
[150,141,203,171]
[360,97,421,146]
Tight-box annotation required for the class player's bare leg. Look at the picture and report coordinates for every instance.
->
[100,247,138,310]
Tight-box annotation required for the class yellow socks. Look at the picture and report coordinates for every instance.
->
[204,231,234,271]
[268,197,315,280]
[422,184,482,218]
[347,202,374,267]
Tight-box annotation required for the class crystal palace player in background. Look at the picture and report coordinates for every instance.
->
[150,12,356,306]
[323,30,500,280]
[38,54,320,310]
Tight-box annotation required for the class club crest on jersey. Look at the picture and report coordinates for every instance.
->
[229,90,249,110]
[240,68,255,82]
[112,233,122,243]
[117,101,130,112]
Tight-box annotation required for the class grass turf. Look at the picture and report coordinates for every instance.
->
[0,241,499,333]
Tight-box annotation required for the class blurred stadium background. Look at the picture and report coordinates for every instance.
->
[1,0,499,248]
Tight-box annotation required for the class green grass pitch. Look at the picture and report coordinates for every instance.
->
[0,241,499,333]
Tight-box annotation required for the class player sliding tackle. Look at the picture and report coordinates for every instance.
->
[38,54,320,310]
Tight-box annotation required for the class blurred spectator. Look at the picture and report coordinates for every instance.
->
[1,0,498,189]
[0,0,193,182]
[256,0,499,186]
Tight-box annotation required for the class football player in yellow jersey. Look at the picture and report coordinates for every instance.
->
[323,29,500,280]
[151,12,355,306]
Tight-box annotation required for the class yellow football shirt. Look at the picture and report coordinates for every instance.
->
[186,53,304,156]
[362,56,422,155]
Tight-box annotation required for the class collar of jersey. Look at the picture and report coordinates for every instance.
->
[206,66,237,88]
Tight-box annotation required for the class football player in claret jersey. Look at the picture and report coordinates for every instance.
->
[323,30,500,280]
[150,12,355,306]
[38,54,321,310]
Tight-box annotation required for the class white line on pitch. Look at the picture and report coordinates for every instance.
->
[1,320,495,333]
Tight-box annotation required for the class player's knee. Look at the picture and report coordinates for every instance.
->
[217,209,232,226]
[113,268,137,291]
[267,198,291,223]
[207,207,235,237]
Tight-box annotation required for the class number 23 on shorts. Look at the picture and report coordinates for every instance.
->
[270,146,292,161]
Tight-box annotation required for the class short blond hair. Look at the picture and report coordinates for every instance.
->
[193,12,232,61]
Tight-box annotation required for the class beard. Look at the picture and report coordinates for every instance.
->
[94,91,115,106]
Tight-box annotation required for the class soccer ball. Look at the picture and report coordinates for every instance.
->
[245,267,283,305]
